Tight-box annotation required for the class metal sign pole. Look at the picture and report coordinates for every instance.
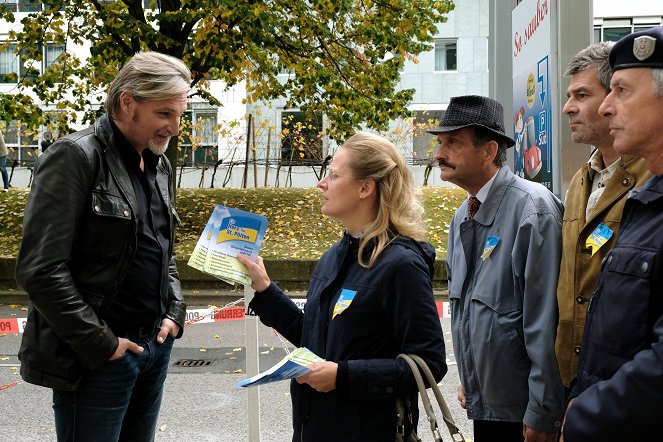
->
[244,284,261,441]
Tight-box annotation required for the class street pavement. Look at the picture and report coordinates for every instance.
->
[0,294,472,442]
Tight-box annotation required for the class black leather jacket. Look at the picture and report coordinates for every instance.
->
[16,114,186,391]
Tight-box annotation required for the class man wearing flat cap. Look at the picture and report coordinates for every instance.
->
[432,95,564,441]
[561,26,663,442]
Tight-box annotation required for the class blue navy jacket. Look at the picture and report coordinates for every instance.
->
[564,174,663,441]
[249,234,447,442]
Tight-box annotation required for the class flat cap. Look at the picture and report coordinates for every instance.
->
[610,26,663,71]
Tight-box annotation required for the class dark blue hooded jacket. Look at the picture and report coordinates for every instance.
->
[249,234,447,441]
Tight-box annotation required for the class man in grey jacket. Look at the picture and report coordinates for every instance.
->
[431,95,564,442]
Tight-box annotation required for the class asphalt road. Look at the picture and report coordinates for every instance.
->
[0,299,472,442]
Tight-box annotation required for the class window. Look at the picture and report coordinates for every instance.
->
[280,111,323,164]
[0,0,41,12]
[178,107,218,167]
[0,43,19,83]
[0,1,17,12]
[594,17,662,42]
[4,120,39,165]
[43,43,64,71]
[42,1,66,10]
[0,42,66,82]
[18,0,39,12]
[434,39,457,71]
[412,110,444,163]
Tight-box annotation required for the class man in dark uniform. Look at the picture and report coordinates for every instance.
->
[561,26,663,442]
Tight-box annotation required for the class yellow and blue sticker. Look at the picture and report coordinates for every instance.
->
[332,289,357,319]
[481,236,500,261]
[586,222,614,256]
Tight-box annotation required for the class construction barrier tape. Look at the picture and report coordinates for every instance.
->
[1,301,449,335]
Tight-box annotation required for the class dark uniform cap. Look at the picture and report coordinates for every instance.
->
[609,26,663,71]
[427,95,515,147]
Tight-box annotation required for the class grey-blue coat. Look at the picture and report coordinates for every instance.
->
[446,166,565,432]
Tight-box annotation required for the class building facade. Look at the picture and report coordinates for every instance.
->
[1,0,660,188]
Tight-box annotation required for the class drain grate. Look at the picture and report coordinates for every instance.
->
[173,359,213,367]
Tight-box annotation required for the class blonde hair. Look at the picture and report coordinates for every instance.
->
[342,132,426,268]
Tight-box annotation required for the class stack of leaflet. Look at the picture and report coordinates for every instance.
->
[187,205,268,286]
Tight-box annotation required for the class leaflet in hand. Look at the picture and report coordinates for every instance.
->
[235,347,324,388]
[187,205,268,286]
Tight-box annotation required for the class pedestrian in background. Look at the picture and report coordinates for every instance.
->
[561,25,663,442]
[41,130,53,153]
[0,128,8,192]
[16,51,189,442]
[432,95,564,442]
[239,132,447,442]
[555,42,651,395]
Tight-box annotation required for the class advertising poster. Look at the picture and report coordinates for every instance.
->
[512,0,554,190]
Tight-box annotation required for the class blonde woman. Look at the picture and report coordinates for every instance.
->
[238,132,446,442]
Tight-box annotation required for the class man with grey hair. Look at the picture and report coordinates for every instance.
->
[561,26,663,441]
[555,42,650,395]
[16,51,190,441]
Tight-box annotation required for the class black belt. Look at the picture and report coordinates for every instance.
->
[112,318,161,339]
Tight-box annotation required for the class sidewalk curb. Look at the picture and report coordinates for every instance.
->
[0,256,449,304]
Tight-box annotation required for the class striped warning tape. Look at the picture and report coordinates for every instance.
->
[0,381,20,391]
[0,301,449,335]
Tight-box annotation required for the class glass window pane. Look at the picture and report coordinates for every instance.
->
[280,111,322,164]
[0,43,18,82]
[603,27,631,42]
[5,121,19,144]
[18,0,39,12]
[177,111,193,166]
[634,25,655,33]
[195,112,217,146]
[179,111,192,146]
[0,1,18,12]
[602,18,631,27]
[42,1,65,11]
[435,39,457,71]
[19,45,39,81]
[44,43,64,70]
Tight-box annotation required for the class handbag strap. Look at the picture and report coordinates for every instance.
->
[408,354,466,441]
[398,354,467,442]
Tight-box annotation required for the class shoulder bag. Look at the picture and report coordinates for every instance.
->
[395,354,467,442]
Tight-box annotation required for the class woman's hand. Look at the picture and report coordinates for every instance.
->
[236,254,271,292]
[296,362,338,393]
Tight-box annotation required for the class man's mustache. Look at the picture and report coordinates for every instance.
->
[438,159,456,169]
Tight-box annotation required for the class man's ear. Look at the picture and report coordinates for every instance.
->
[484,140,499,165]
[118,91,134,115]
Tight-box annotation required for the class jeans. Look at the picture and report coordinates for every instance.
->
[53,330,175,442]
[0,155,8,189]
